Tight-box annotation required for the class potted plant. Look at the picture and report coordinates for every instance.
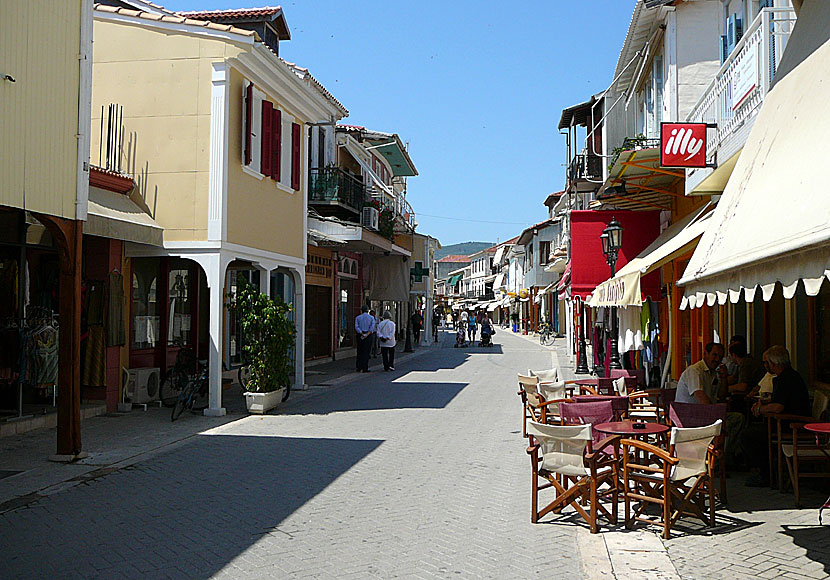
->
[227,275,296,414]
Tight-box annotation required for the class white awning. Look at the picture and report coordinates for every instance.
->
[487,301,499,312]
[342,139,395,198]
[493,272,505,290]
[493,246,505,264]
[86,186,163,246]
[589,208,712,308]
[679,6,830,309]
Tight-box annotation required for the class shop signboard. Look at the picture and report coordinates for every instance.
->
[732,47,758,111]
[660,122,708,168]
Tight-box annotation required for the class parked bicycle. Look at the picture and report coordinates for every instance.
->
[160,348,197,407]
[539,323,555,346]
[171,364,209,421]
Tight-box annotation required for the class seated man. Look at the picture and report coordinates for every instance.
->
[720,335,747,391]
[726,342,766,397]
[676,342,724,404]
[742,345,811,487]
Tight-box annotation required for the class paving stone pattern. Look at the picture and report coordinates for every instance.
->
[0,331,586,579]
[665,482,830,580]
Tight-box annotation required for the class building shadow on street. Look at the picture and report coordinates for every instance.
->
[0,434,383,579]
[282,381,469,415]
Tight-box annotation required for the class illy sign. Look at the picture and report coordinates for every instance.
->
[660,122,708,168]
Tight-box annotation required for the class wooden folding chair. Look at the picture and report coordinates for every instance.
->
[768,389,830,490]
[622,420,722,539]
[518,374,570,436]
[669,402,728,502]
[527,421,620,533]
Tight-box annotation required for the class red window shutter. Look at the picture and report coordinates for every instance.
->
[244,83,253,165]
[261,101,274,177]
[291,122,301,190]
[272,108,281,181]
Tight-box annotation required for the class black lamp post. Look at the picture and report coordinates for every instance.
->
[602,217,624,370]
[575,296,590,374]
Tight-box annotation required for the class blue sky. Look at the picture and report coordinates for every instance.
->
[164,1,635,246]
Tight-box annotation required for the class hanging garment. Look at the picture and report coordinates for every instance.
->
[82,326,106,387]
[617,306,643,353]
[34,329,58,386]
[86,281,105,326]
[107,271,125,347]
[641,299,653,363]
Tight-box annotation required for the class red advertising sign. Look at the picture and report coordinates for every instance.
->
[660,122,708,168]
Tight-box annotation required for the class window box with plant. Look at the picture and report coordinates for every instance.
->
[228,275,296,414]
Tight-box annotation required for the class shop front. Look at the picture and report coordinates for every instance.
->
[336,253,362,355]
[0,211,62,426]
[305,246,335,360]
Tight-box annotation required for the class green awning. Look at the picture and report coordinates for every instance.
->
[448,274,463,286]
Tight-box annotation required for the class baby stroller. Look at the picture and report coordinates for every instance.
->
[454,324,467,348]
[479,322,494,347]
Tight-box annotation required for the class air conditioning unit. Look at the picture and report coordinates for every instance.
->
[361,206,379,231]
[127,367,160,404]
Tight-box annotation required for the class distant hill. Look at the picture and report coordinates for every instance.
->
[435,241,494,260]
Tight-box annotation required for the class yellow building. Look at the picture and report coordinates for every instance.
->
[91,4,346,414]
[0,0,93,456]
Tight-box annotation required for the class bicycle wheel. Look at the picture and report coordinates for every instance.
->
[238,365,251,389]
[171,395,187,422]
[281,381,291,402]
[171,378,197,421]
[159,371,183,407]
[541,332,554,346]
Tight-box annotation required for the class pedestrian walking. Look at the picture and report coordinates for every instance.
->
[377,311,397,371]
[467,311,478,342]
[354,305,374,372]
[370,309,380,358]
[410,310,423,343]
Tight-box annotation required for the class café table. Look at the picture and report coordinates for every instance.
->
[803,423,830,524]
[595,421,669,440]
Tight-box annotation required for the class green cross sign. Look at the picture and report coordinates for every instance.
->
[410,261,429,282]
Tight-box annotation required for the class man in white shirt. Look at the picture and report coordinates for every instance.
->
[675,342,725,404]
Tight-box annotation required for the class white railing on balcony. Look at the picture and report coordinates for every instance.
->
[687,8,796,164]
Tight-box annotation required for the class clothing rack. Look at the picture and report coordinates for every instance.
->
[0,310,59,421]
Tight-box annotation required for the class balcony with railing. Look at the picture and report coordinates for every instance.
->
[567,152,603,183]
[685,7,796,194]
[309,167,365,219]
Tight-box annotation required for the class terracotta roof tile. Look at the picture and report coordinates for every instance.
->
[177,6,283,20]
[93,4,257,38]
[437,255,472,263]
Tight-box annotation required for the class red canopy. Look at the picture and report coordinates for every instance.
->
[569,210,661,300]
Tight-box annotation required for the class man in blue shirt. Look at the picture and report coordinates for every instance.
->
[355,305,375,372]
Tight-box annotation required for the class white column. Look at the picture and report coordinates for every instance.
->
[290,267,306,390]
[203,253,230,417]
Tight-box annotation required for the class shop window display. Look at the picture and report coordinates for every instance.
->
[132,259,159,350]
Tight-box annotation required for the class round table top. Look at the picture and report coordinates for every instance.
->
[595,421,670,436]
[804,423,830,434]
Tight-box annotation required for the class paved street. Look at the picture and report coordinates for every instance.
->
[0,330,585,579]
[3,329,829,579]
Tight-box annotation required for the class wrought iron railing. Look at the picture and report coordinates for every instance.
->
[608,136,660,170]
[686,8,795,161]
[567,153,603,182]
[309,167,365,212]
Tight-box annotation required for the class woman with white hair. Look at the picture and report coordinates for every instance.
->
[377,311,397,371]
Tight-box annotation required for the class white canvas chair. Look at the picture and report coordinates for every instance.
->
[539,380,568,422]
[526,421,619,533]
[529,367,560,383]
[518,374,569,436]
[623,420,722,539]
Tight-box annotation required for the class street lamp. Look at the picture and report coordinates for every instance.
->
[602,217,624,370]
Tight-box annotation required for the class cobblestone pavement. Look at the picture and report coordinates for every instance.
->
[0,330,587,579]
[664,478,830,580]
